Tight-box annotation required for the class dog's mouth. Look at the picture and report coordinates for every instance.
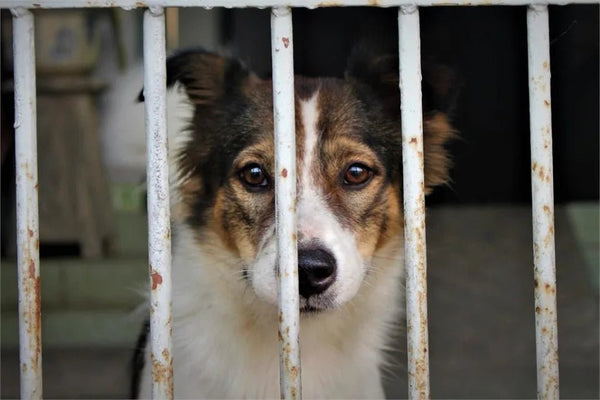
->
[299,295,335,314]
[300,305,324,314]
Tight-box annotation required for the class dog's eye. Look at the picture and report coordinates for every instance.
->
[343,163,373,188]
[239,164,269,190]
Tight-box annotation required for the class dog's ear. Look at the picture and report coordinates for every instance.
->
[138,49,255,105]
[345,45,459,115]
[345,46,400,115]
[345,46,458,194]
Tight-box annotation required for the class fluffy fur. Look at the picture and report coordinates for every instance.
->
[135,48,455,399]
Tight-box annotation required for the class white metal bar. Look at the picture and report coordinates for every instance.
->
[1,0,597,9]
[143,7,174,400]
[12,7,43,400]
[398,6,430,400]
[271,6,301,400]
[527,5,560,399]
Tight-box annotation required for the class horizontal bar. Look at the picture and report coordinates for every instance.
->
[143,7,174,400]
[398,5,430,400]
[4,0,598,9]
[12,7,43,400]
[271,6,302,400]
[527,5,560,400]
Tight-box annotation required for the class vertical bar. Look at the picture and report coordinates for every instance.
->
[143,7,173,400]
[398,6,430,400]
[271,6,301,400]
[527,5,559,399]
[12,8,43,400]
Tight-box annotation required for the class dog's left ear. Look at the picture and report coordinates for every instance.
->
[138,48,255,105]
[345,47,458,193]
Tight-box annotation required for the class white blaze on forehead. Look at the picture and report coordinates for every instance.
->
[295,90,366,306]
[300,92,320,189]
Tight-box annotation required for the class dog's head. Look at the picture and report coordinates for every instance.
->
[162,48,455,313]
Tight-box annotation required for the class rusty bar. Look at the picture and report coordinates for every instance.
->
[1,0,598,9]
[398,5,430,400]
[527,5,560,399]
[271,6,301,400]
[143,7,174,400]
[12,7,43,399]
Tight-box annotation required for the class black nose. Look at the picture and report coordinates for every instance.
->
[298,247,337,298]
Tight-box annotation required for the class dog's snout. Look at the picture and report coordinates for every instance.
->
[298,247,337,298]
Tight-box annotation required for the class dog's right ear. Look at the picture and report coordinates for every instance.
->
[137,49,254,105]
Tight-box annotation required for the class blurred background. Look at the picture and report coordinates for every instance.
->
[1,5,598,398]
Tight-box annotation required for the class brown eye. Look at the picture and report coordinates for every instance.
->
[343,163,373,187]
[239,164,269,190]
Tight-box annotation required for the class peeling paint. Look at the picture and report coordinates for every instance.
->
[151,270,163,290]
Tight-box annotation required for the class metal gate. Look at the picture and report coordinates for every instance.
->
[3,0,595,398]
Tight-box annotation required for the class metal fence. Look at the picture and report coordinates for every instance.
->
[4,0,595,398]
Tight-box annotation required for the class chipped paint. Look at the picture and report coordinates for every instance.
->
[12,8,43,399]
[143,8,174,399]
[399,6,431,399]
[151,270,163,290]
[271,6,301,400]
[527,5,559,399]
[2,0,600,7]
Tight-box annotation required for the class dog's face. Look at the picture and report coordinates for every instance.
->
[165,50,454,313]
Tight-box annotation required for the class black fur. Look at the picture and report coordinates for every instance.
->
[130,319,150,399]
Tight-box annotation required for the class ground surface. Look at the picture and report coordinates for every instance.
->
[2,205,598,398]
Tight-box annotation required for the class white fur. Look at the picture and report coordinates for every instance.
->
[138,90,405,399]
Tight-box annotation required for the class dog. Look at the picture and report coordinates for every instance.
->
[132,48,455,399]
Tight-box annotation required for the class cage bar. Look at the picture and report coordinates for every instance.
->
[527,5,560,399]
[2,0,598,8]
[398,6,431,400]
[271,6,302,400]
[143,7,174,400]
[12,8,43,400]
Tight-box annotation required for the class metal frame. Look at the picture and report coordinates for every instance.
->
[6,0,584,398]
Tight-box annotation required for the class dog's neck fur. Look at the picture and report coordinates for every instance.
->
[140,224,403,399]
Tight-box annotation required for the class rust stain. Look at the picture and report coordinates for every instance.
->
[35,239,39,251]
[29,259,36,279]
[282,37,290,48]
[368,0,380,5]
[291,233,297,241]
[282,168,288,178]
[317,0,341,5]
[532,162,537,171]
[151,354,174,397]
[535,306,541,314]
[151,271,163,290]
[544,100,550,107]
[543,205,551,215]
[33,3,41,7]
[135,1,146,7]
[162,348,170,360]
[534,279,538,288]
[538,166,546,181]
[409,137,417,144]
[28,229,34,238]
[544,283,556,294]
[290,365,299,379]
[542,61,549,70]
